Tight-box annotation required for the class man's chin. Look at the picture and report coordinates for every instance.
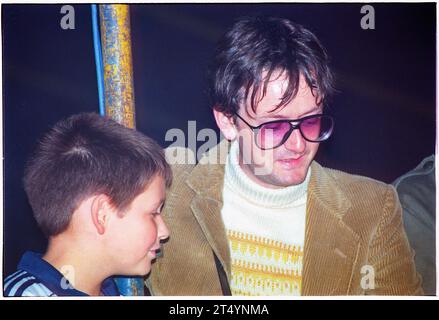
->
[272,165,309,185]
[256,172,307,188]
[273,176,306,188]
[246,162,310,188]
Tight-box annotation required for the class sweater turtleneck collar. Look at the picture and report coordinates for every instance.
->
[224,141,310,209]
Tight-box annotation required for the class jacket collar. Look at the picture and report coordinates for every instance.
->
[302,162,360,295]
[186,140,231,278]
[186,140,361,294]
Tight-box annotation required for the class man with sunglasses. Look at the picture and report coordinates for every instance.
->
[148,16,422,296]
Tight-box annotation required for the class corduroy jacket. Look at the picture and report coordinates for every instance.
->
[147,140,423,295]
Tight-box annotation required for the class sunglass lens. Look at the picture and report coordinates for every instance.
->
[301,116,333,141]
[258,122,291,149]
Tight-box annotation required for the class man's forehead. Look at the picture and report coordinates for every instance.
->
[241,72,319,119]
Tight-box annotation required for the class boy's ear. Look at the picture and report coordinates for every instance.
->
[91,195,113,235]
[213,108,237,141]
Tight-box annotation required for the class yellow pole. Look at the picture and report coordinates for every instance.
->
[99,4,136,128]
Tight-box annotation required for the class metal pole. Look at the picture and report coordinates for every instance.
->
[100,4,136,128]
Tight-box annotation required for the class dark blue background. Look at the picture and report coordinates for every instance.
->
[3,4,436,277]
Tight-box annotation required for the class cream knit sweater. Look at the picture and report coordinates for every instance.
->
[221,141,310,296]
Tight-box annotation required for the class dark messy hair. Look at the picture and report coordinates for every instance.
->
[23,113,172,237]
[208,16,335,116]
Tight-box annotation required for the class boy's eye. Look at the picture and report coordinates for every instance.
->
[145,210,159,217]
[146,201,165,217]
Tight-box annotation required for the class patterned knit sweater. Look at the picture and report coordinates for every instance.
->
[221,141,309,296]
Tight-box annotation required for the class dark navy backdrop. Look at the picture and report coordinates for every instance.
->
[3,4,436,277]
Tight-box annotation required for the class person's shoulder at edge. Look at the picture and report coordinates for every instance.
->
[393,154,435,188]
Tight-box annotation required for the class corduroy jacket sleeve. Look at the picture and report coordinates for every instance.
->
[365,185,423,295]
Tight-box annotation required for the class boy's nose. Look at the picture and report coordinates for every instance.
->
[156,215,170,241]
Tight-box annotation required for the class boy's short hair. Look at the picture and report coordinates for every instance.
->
[208,16,334,116]
[23,113,172,237]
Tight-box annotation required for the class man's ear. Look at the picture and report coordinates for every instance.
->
[213,108,237,141]
[91,195,113,235]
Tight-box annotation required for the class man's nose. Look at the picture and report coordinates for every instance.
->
[156,215,170,241]
[283,128,306,154]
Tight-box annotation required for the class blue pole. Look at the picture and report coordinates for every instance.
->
[91,4,105,116]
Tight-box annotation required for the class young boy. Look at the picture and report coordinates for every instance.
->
[4,113,171,296]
